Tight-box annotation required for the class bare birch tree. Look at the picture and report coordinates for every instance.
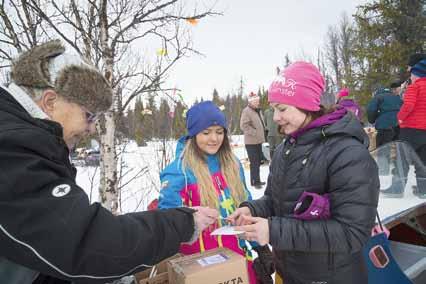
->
[338,13,357,90]
[0,0,48,70]
[325,25,341,89]
[0,0,219,214]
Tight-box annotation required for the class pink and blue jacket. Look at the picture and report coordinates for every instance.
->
[158,137,256,283]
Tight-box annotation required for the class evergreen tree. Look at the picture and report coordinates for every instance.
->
[158,99,171,139]
[259,87,269,111]
[284,53,291,67]
[133,98,145,145]
[142,95,156,141]
[172,101,187,138]
[353,0,426,107]
[212,88,223,105]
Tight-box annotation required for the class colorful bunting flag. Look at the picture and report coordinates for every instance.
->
[186,18,199,26]
[156,48,167,56]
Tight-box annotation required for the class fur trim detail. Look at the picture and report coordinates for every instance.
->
[11,40,65,88]
[55,65,112,113]
[11,40,112,112]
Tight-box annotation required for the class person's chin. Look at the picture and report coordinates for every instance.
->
[206,147,219,155]
[65,136,81,150]
[282,127,295,135]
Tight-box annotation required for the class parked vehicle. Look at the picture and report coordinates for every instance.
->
[84,149,101,167]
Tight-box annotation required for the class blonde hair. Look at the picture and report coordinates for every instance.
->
[182,135,247,209]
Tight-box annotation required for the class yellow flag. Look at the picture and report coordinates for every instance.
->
[156,48,167,56]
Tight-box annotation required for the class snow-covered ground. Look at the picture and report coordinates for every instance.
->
[76,136,425,223]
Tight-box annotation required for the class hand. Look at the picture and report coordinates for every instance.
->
[234,216,270,246]
[227,207,252,226]
[192,206,219,232]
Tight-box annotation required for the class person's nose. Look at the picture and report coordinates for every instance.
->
[273,109,280,122]
[87,121,97,134]
[210,133,219,143]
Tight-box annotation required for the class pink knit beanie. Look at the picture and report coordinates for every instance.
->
[337,88,349,99]
[268,61,325,111]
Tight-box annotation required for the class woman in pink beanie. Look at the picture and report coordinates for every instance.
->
[229,61,380,284]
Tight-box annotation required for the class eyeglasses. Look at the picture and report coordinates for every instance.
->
[85,110,99,124]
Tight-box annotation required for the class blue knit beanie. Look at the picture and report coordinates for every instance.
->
[186,101,227,137]
[411,59,426,78]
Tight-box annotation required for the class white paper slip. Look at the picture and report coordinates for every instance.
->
[197,253,228,267]
[210,225,244,236]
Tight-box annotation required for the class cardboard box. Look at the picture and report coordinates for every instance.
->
[167,248,248,284]
[135,254,182,284]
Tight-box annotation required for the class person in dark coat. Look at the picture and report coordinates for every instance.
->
[0,40,218,284]
[264,105,284,160]
[367,87,403,147]
[228,62,380,284]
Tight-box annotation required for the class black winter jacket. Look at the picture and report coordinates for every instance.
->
[242,113,380,284]
[0,86,195,283]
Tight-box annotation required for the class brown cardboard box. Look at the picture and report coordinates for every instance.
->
[135,254,182,284]
[167,248,248,284]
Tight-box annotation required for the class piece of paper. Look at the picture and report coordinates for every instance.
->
[210,225,244,236]
[197,253,228,267]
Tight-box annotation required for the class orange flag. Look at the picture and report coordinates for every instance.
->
[186,18,199,26]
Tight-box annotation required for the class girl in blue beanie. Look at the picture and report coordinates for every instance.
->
[158,101,258,284]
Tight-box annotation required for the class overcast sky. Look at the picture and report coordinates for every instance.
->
[167,0,368,105]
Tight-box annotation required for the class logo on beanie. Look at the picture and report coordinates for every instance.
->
[271,76,297,97]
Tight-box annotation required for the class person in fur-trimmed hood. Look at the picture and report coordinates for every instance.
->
[0,40,218,284]
[229,62,380,284]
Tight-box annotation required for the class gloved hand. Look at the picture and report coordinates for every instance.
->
[252,245,275,284]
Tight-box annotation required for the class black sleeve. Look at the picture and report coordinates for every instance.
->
[366,96,381,124]
[269,144,379,253]
[241,162,275,218]
[0,128,194,283]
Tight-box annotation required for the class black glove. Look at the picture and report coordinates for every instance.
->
[252,245,275,284]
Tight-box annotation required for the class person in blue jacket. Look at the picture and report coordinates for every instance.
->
[158,101,261,284]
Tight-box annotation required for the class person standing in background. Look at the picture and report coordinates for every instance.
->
[397,59,426,198]
[390,80,404,98]
[400,53,426,97]
[240,92,266,189]
[336,88,362,121]
[264,105,284,160]
[367,87,403,147]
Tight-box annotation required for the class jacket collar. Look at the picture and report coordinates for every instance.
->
[0,85,64,138]
[3,83,48,119]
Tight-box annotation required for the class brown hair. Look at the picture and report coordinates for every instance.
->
[299,104,339,126]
